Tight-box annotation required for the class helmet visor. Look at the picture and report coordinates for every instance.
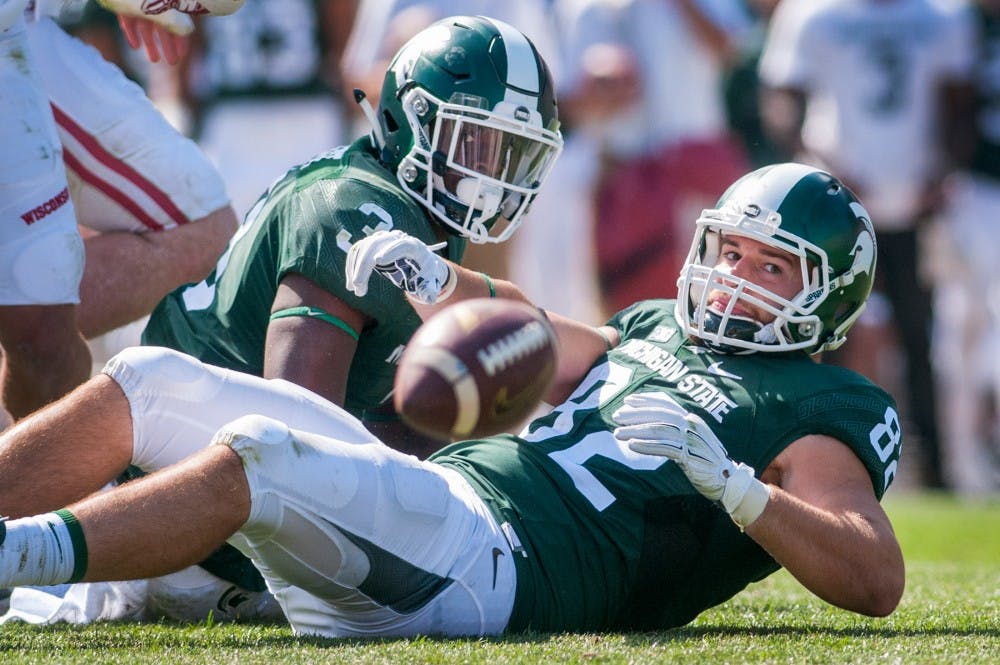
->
[435,112,560,194]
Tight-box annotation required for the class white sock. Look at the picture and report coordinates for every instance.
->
[0,510,85,588]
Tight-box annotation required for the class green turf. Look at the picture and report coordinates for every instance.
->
[0,491,997,664]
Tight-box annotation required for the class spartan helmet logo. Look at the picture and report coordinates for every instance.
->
[849,230,876,278]
[848,201,876,279]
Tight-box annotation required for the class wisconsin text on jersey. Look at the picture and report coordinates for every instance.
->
[20,187,70,225]
[617,336,738,423]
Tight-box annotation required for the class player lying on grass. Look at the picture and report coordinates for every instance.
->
[0,163,904,636]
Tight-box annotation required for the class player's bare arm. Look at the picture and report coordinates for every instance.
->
[747,434,905,616]
[264,273,366,406]
[78,205,237,339]
[542,311,619,405]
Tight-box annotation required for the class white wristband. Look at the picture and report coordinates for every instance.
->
[720,462,771,530]
[435,265,458,303]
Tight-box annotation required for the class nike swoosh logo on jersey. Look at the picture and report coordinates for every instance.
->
[491,547,506,589]
[707,362,742,380]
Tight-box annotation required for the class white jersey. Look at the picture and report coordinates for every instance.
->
[0,12,82,306]
[0,11,230,306]
[30,16,230,233]
[759,0,974,226]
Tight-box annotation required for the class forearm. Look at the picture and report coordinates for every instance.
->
[406,263,528,319]
[745,487,904,616]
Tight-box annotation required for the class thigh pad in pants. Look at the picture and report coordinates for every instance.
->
[214,415,516,638]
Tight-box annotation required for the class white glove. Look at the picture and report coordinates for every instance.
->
[139,0,243,16]
[0,0,29,32]
[96,0,193,35]
[345,229,455,304]
[613,392,771,529]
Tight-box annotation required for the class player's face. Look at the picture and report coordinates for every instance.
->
[706,233,804,324]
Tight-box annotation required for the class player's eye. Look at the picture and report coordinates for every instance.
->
[762,261,783,275]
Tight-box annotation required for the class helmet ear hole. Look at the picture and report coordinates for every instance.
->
[834,300,859,325]
[381,110,399,133]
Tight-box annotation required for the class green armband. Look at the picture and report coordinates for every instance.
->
[479,272,496,298]
[270,306,359,341]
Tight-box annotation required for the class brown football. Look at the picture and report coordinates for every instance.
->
[393,298,558,441]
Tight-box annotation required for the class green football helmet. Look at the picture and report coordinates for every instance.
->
[375,15,563,244]
[676,163,877,355]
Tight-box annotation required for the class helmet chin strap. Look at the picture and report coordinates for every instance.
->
[702,309,779,348]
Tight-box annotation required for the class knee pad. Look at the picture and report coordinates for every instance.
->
[213,415,365,538]
[103,346,224,400]
[215,414,364,493]
[0,227,83,305]
[104,346,248,470]
[213,414,296,450]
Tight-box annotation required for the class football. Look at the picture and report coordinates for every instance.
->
[394,298,558,441]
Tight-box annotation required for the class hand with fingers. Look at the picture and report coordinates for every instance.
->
[613,392,771,529]
[100,0,244,65]
[345,230,455,305]
[116,13,190,64]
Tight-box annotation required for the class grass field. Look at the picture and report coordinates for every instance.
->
[0,491,997,664]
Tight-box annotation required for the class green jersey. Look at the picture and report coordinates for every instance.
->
[432,300,902,632]
[143,136,466,418]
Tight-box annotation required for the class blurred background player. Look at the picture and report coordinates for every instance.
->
[153,0,358,222]
[721,0,788,169]
[758,0,974,489]
[559,0,753,315]
[930,0,1000,493]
